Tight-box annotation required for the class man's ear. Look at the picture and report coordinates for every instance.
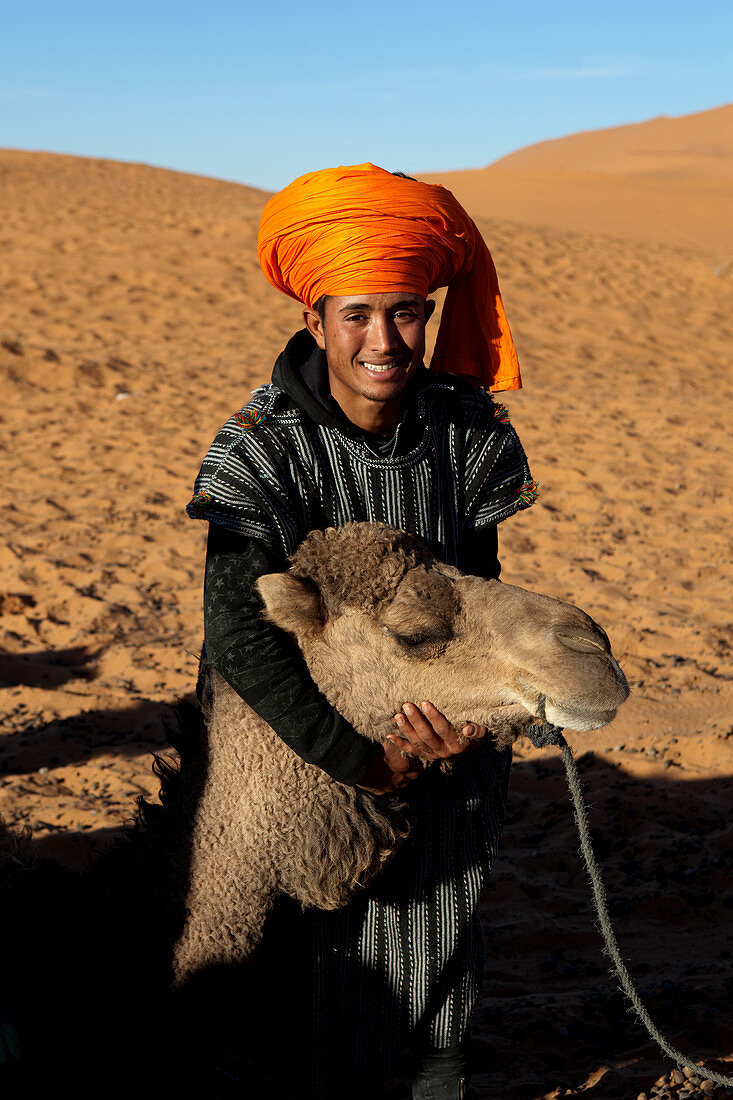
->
[256,572,325,637]
[303,307,327,350]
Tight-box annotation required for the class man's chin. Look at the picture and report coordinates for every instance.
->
[358,368,417,404]
[361,384,406,404]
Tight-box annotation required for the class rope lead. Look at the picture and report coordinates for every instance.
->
[524,721,733,1089]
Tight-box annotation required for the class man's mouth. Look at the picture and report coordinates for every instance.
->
[361,361,401,375]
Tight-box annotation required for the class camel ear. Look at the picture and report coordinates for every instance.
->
[256,572,325,636]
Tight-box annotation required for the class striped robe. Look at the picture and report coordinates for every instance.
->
[307,747,511,1094]
[187,371,532,1093]
[187,373,532,562]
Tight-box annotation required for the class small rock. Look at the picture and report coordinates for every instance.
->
[37,766,49,774]
[671,1070,685,1085]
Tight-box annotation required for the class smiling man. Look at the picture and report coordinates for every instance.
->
[303,292,436,432]
[188,164,535,1099]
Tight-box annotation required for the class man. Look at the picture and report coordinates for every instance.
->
[188,164,536,1098]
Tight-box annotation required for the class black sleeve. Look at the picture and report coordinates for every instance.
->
[456,525,501,580]
[203,522,380,786]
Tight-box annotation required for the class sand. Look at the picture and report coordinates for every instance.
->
[1,106,732,1096]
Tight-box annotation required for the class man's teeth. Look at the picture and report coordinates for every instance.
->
[362,362,397,372]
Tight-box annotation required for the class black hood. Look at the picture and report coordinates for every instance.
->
[271,329,346,430]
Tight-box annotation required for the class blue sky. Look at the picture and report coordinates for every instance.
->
[2,0,731,192]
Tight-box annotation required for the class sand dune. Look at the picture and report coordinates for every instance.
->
[1,127,732,1097]
[491,103,733,177]
[425,103,733,255]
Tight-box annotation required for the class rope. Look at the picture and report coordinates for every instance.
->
[525,720,733,1089]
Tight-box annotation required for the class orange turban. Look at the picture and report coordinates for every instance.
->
[257,163,521,392]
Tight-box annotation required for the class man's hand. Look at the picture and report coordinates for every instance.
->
[356,702,488,795]
[356,739,425,795]
[389,701,488,761]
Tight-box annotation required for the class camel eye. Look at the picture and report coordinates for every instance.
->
[393,631,451,656]
[396,633,430,648]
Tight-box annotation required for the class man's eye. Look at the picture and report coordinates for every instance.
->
[346,313,367,323]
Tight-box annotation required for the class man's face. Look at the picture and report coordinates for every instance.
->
[304,292,435,415]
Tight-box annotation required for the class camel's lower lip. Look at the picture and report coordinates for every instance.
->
[542,695,618,731]
[514,686,622,729]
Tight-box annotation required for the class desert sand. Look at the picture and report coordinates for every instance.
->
[1,104,732,1097]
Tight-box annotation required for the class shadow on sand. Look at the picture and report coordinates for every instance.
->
[0,695,192,778]
[0,645,100,690]
[470,750,733,1098]
[1,735,732,1099]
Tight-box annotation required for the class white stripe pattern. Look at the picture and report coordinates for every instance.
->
[187,375,533,565]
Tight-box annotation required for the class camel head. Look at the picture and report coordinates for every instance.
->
[257,523,629,748]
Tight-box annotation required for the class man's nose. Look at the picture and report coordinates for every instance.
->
[368,314,401,354]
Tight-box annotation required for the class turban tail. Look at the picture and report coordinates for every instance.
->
[258,164,521,392]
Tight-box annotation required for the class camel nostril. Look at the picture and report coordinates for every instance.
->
[555,633,609,655]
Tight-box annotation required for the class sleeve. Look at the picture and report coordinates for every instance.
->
[203,522,380,786]
[460,393,537,529]
[186,396,307,559]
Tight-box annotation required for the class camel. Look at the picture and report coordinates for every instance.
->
[172,521,629,983]
[0,521,628,1093]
